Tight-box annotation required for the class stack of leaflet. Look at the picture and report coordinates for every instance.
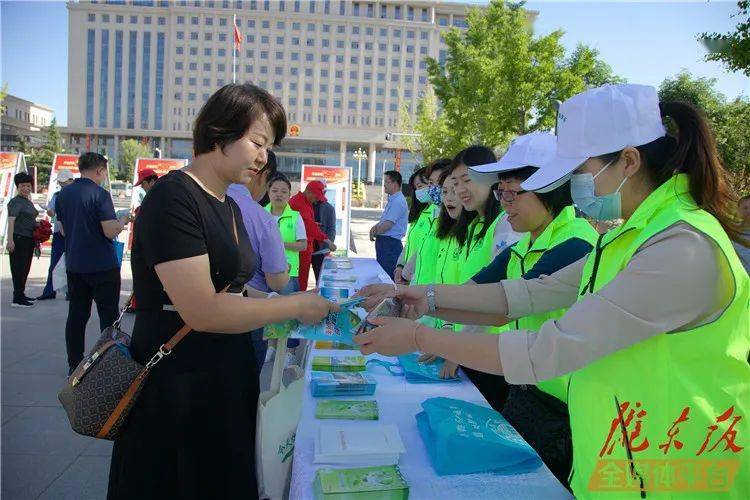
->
[315,400,379,420]
[314,340,359,350]
[323,257,354,270]
[313,465,409,500]
[312,355,367,372]
[314,424,406,466]
[311,372,377,397]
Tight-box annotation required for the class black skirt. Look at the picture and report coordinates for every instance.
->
[107,331,259,500]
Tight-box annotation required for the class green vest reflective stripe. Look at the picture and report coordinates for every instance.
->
[265,203,301,277]
[403,206,434,264]
[567,174,750,498]
[505,206,598,401]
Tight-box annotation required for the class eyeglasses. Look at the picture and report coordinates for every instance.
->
[493,188,527,202]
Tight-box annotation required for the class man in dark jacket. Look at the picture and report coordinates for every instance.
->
[311,191,336,282]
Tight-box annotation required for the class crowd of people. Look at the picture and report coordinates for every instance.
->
[355,83,750,497]
[4,80,749,498]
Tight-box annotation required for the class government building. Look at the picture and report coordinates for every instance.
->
[64,0,482,181]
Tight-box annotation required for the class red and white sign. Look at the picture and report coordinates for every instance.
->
[125,157,187,250]
[300,164,352,256]
[0,152,25,244]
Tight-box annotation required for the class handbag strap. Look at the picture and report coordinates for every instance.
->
[97,206,241,440]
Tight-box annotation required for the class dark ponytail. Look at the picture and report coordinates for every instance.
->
[659,101,746,246]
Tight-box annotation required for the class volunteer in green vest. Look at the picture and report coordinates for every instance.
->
[394,167,429,283]
[265,174,307,294]
[408,159,452,286]
[462,131,598,484]
[356,84,749,499]
[450,146,520,403]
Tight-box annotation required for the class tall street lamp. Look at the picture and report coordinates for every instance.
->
[353,147,368,187]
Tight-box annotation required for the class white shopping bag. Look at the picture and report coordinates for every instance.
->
[256,344,305,500]
[51,253,67,291]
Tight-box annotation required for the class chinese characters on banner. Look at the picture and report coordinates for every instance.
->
[300,165,352,256]
[589,401,744,493]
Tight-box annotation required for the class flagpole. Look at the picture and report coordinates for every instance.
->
[232,14,237,84]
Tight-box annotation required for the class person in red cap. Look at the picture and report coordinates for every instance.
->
[126,168,160,312]
[135,168,159,193]
[289,180,337,290]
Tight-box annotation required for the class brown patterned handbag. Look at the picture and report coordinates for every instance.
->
[58,307,192,440]
[59,206,239,440]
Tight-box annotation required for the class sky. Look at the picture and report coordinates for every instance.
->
[1,0,748,126]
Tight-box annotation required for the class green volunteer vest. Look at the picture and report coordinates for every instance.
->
[412,214,442,285]
[435,235,463,286]
[265,203,302,277]
[459,213,502,283]
[454,213,503,333]
[505,206,598,401]
[403,206,434,265]
[567,174,750,498]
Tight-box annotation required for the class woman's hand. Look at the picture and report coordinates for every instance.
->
[355,283,427,313]
[393,266,404,284]
[6,240,15,253]
[440,360,459,379]
[295,293,339,325]
[354,316,421,356]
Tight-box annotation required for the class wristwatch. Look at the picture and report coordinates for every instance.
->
[426,284,437,313]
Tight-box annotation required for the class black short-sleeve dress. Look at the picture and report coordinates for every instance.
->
[108,170,259,499]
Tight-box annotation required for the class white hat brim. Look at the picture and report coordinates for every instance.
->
[469,158,531,186]
[521,155,587,193]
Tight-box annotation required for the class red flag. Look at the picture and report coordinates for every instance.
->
[233,17,242,50]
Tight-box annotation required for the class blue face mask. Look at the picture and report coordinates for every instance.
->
[570,159,629,221]
[415,187,431,203]
[427,184,442,205]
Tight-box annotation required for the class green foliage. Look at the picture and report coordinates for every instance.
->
[699,1,750,76]
[398,0,622,162]
[117,139,151,182]
[658,70,750,195]
[26,117,63,189]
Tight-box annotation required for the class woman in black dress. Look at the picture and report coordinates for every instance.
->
[108,84,336,499]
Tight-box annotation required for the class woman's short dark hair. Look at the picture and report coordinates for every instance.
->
[193,83,287,155]
[497,166,573,218]
[14,172,33,186]
[78,152,108,172]
[262,150,278,178]
[424,158,452,182]
[267,172,291,191]
[408,167,428,224]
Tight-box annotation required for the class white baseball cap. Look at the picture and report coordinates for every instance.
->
[57,169,75,182]
[469,132,556,185]
[522,84,667,193]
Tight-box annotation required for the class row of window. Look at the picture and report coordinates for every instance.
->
[88,13,166,25]
[130,0,439,24]
[87,7,466,28]
[86,29,165,130]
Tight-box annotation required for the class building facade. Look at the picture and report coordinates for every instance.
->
[1,94,55,150]
[64,0,481,181]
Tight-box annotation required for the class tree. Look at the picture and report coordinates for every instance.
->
[699,1,750,76]
[118,139,151,182]
[26,117,64,189]
[658,70,750,196]
[397,87,453,163]
[16,135,29,154]
[658,70,725,115]
[403,0,622,159]
[564,44,625,89]
[0,83,8,114]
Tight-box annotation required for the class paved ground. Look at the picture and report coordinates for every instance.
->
[0,209,381,499]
